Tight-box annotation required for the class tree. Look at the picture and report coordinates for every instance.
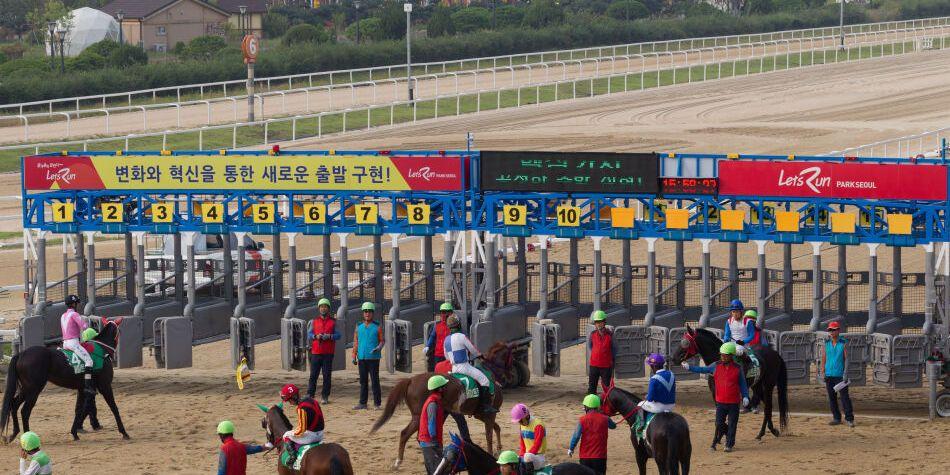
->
[331,11,346,41]
[494,5,525,29]
[181,35,227,60]
[282,24,331,46]
[0,0,32,40]
[344,17,385,42]
[27,0,71,41]
[523,0,563,28]
[606,0,649,21]
[427,6,455,38]
[377,1,407,40]
[108,44,148,68]
[263,12,290,38]
[451,7,491,34]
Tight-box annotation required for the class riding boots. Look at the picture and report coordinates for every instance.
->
[477,385,497,414]
[83,368,96,396]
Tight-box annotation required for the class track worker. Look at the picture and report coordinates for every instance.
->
[443,315,497,414]
[424,302,454,372]
[568,394,616,475]
[307,298,340,404]
[820,321,855,427]
[279,384,324,468]
[682,342,749,452]
[352,302,384,410]
[587,310,616,395]
[496,450,523,475]
[419,375,450,475]
[216,420,267,475]
[510,403,547,470]
[61,295,95,395]
[18,432,51,475]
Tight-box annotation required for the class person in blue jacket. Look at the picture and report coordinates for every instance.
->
[633,353,675,439]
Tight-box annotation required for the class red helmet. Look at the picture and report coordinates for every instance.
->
[280,384,299,401]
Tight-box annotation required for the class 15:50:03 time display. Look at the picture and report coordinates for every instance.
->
[659,177,719,195]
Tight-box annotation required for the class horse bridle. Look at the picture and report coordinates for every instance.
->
[600,382,639,423]
[445,438,499,475]
[680,331,699,361]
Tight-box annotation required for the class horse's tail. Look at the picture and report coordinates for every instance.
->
[1,353,19,436]
[371,377,411,434]
[777,357,789,434]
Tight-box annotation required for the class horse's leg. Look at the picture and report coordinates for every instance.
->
[7,392,24,442]
[69,389,87,440]
[98,381,130,439]
[19,389,42,436]
[765,384,780,437]
[632,439,648,475]
[482,418,494,455]
[88,396,102,431]
[394,418,418,469]
[493,419,502,453]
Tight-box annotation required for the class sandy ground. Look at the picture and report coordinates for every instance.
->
[0,45,948,474]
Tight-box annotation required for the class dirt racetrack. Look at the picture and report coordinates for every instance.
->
[0,48,949,474]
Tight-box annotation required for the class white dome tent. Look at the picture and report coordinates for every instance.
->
[47,7,120,57]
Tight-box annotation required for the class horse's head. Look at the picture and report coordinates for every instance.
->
[600,383,641,424]
[485,341,513,365]
[95,319,121,359]
[433,433,465,475]
[256,403,290,447]
[670,325,721,366]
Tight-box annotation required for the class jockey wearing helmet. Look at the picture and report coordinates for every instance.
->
[640,353,676,414]
[442,315,497,414]
[510,403,547,470]
[60,295,95,395]
[723,299,759,357]
[279,383,324,467]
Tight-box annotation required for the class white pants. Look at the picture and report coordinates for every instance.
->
[735,343,747,356]
[283,429,323,445]
[639,400,675,414]
[451,362,489,387]
[63,338,92,368]
[523,452,546,468]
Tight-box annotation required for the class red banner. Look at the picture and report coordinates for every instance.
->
[718,161,947,200]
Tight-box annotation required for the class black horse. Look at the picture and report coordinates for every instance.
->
[434,433,594,475]
[601,383,691,475]
[1,319,129,442]
[670,326,788,440]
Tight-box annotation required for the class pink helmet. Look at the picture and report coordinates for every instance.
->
[510,403,530,423]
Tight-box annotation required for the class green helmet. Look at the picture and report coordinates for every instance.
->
[591,310,607,322]
[19,432,40,451]
[427,375,449,391]
[743,309,758,319]
[81,328,99,342]
[720,342,737,355]
[216,420,235,435]
[439,302,454,312]
[496,450,520,465]
[318,298,331,308]
[361,302,375,312]
[582,394,601,409]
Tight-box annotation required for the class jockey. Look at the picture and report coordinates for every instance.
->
[60,295,95,395]
[723,299,757,357]
[510,403,547,470]
[641,353,676,414]
[442,315,497,414]
[18,432,51,475]
[279,384,324,467]
[743,310,768,347]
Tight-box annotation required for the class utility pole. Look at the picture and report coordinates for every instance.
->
[241,6,258,124]
[47,22,56,71]
[405,2,413,101]
[839,0,846,50]
[116,10,125,45]
[355,1,362,44]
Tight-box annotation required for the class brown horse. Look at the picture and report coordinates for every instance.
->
[371,355,504,469]
[258,404,354,475]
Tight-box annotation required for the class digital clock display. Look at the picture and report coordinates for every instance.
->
[660,177,719,195]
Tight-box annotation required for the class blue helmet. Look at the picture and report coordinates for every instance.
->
[730,299,744,311]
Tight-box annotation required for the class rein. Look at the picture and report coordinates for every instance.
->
[448,438,499,475]
[601,381,639,423]
[681,331,699,360]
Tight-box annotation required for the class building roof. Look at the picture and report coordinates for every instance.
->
[215,0,268,14]
[100,0,232,19]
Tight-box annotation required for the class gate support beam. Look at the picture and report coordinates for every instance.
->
[373,235,384,310]
[83,232,96,315]
[424,235,435,308]
[675,241,685,312]
[173,233,184,313]
[272,232,282,306]
[284,233,298,319]
[924,243,935,335]
[569,238,580,306]
[223,231,234,306]
[132,232,146,317]
[322,235,333,301]
[728,242,738,301]
[592,237,603,313]
[837,245,847,318]
[517,237,527,304]
[537,236,550,320]
[810,242,823,331]
[33,231,48,317]
[443,232,454,304]
[182,231,197,318]
[125,233,135,303]
[783,244,793,313]
[484,232,496,321]
[76,233,86,303]
[866,243,879,334]
[644,237,657,326]
[756,240,767,327]
[337,233,350,320]
[892,246,902,316]
[388,234,401,324]
[233,232,247,319]
[699,239,712,327]
[622,239,632,309]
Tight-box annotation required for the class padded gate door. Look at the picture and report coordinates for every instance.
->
[613,325,651,379]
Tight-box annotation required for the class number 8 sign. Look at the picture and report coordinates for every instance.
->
[407,204,430,225]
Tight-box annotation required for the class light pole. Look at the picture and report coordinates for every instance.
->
[47,21,57,70]
[239,5,248,36]
[404,2,413,101]
[355,0,361,44]
[116,10,125,45]
[57,28,67,73]
[839,0,845,50]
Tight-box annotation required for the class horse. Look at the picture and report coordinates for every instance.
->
[670,325,789,440]
[1,319,129,442]
[600,383,691,475]
[258,403,353,475]
[434,433,595,475]
[371,348,505,469]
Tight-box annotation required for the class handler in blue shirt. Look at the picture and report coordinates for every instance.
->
[819,321,855,427]
[352,302,384,410]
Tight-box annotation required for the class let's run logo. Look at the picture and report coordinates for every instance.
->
[46,167,77,185]
[777,166,830,194]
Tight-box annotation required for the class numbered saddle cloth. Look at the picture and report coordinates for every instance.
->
[633,411,660,443]
[745,352,762,386]
[450,365,495,401]
[530,465,554,475]
[60,342,107,374]
[281,443,319,471]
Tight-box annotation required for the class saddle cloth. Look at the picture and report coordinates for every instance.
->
[59,342,106,374]
[281,443,319,471]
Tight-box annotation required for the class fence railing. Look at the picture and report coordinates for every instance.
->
[3,27,942,160]
[825,125,950,158]
[2,15,948,118]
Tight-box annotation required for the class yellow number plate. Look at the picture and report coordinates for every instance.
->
[503,205,526,226]
[556,205,581,227]
[202,203,224,223]
[101,203,123,223]
[407,203,431,225]
[51,202,74,223]
[303,203,326,224]
[151,202,173,223]
[252,203,275,224]
[355,204,378,224]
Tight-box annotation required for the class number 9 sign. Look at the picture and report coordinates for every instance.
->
[503,205,527,226]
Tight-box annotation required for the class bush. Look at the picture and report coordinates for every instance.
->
[523,0,564,28]
[181,35,227,60]
[84,39,121,59]
[607,0,650,21]
[283,24,331,45]
[451,7,491,34]
[172,41,186,56]
[0,52,7,65]
[427,7,456,37]
[68,51,105,72]
[0,43,26,60]
[0,58,49,78]
[108,44,149,68]
[494,5,525,29]
[377,1,407,40]
[263,12,290,38]
[345,17,386,42]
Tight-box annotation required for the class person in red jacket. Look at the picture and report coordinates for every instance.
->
[424,302,454,372]
[587,310,617,395]
[216,420,266,475]
[683,341,749,452]
[419,375,450,475]
[568,394,616,475]
[307,298,340,404]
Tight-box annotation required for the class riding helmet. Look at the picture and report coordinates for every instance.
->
[216,420,235,435]
[19,432,40,451]
[719,342,737,355]
[361,302,375,312]
[591,310,607,322]
[439,302,454,312]
[318,298,331,308]
[427,375,449,391]
[582,394,601,409]
[280,384,300,401]
[646,353,665,368]
[81,328,98,342]
[497,450,520,465]
[729,299,744,311]
[510,403,530,423]
[65,295,81,307]
[743,309,758,319]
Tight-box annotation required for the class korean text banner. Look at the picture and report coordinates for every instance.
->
[23,155,464,192]
[479,151,659,193]
[719,161,947,201]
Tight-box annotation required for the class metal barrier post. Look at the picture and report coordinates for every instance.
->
[424,235,435,308]
[592,236,603,312]
[517,237,527,303]
[570,238,580,306]
[537,236,550,320]
[728,242,739,301]
[272,231,283,306]
[337,233,350,319]
[388,234,401,323]
[783,244,793,313]
[756,240,767,326]
[83,232,96,315]
[323,235,333,300]
[484,233,496,322]
[699,239,712,327]
[622,238,632,309]
[373,235,384,309]
[867,243,879,333]
[924,243,935,335]
[443,232,455,304]
[133,232,145,317]
[173,233,184,313]
[644,238,657,326]
[810,242,823,330]
[183,231,197,318]
[838,245,848,318]
[233,231,247,319]
[675,241,685,312]
[893,246,903,316]
[33,231,48,317]
[125,233,135,303]
[284,233,298,319]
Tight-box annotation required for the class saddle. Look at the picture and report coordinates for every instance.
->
[633,410,663,443]
[740,351,762,386]
[450,365,496,400]
[59,342,107,374]
[519,463,553,475]
[280,442,320,471]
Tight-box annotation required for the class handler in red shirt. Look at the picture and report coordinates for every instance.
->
[587,310,616,394]
[568,394,616,475]
[683,341,749,452]
[424,302,454,372]
[307,298,340,404]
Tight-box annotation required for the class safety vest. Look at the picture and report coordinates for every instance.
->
[519,416,547,455]
[713,362,743,404]
[578,412,611,459]
[220,437,248,475]
[433,320,450,357]
[310,317,336,355]
[589,330,613,368]
[418,393,445,446]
